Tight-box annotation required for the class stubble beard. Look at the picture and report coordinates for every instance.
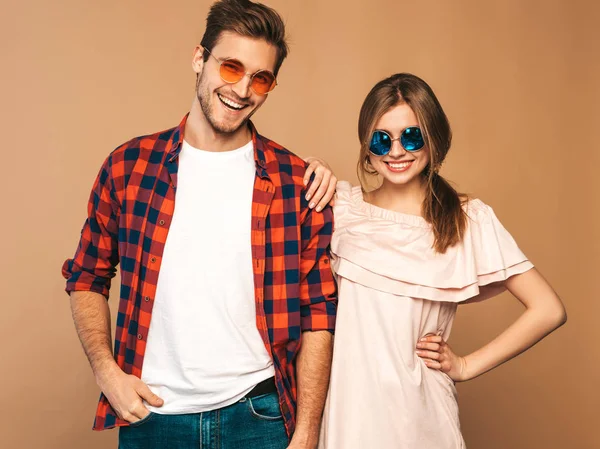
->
[196,74,249,136]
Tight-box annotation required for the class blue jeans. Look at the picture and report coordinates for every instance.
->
[118,392,289,449]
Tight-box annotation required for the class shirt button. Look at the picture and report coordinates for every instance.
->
[144,296,150,302]
[150,257,156,263]
[159,219,165,226]
[137,334,143,340]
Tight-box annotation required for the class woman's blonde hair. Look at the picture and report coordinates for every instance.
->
[357,73,467,253]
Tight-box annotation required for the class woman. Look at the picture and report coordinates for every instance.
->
[318,73,566,448]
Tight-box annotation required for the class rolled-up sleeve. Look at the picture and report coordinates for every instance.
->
[62,156,120,299]
[299,200,337,333]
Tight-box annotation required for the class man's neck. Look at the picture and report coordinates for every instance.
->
[184,99,252,152]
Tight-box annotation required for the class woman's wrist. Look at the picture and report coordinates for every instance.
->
[458,355,477,382]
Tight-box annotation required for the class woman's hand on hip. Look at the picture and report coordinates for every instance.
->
[416,334,469,382]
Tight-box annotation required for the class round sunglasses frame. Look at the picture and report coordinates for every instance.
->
[368,127,425,156]
[203,47,278,95]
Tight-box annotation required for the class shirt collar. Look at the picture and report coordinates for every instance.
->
[249,121,269,175]
[167,114,187,163]
[168,114,270,176]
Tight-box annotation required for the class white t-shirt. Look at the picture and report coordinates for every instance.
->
[141,139,275,414]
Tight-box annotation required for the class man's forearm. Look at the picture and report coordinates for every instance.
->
[70,290,118,381]
[291,330,333,448]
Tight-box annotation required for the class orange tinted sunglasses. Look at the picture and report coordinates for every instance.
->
[204,48,277,95]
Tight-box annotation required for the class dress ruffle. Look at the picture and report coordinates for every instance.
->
[331,181,534,303]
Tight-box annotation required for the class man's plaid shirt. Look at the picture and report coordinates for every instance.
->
[62,114,338,437]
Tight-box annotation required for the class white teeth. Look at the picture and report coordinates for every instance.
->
[388,161,412,169]
[218,94,244,110]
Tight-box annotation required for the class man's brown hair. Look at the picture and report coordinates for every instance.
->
[200,0,289,76]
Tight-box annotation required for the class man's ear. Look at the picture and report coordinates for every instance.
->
[192,45,205,75]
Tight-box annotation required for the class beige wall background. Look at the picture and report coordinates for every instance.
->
[1,0,598,448]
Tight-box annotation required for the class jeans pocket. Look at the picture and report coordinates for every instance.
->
[247,393,283,421]
[128,412,155,428]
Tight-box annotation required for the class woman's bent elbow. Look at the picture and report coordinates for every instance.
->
[548,302,567,330]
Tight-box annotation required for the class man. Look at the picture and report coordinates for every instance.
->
[63,1,337,447]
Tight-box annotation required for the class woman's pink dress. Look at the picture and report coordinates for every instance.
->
[318,181,534,449]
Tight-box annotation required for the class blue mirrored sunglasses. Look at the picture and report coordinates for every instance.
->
[369,127,425,156]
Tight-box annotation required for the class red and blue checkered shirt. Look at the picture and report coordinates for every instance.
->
[62,114,338,437]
